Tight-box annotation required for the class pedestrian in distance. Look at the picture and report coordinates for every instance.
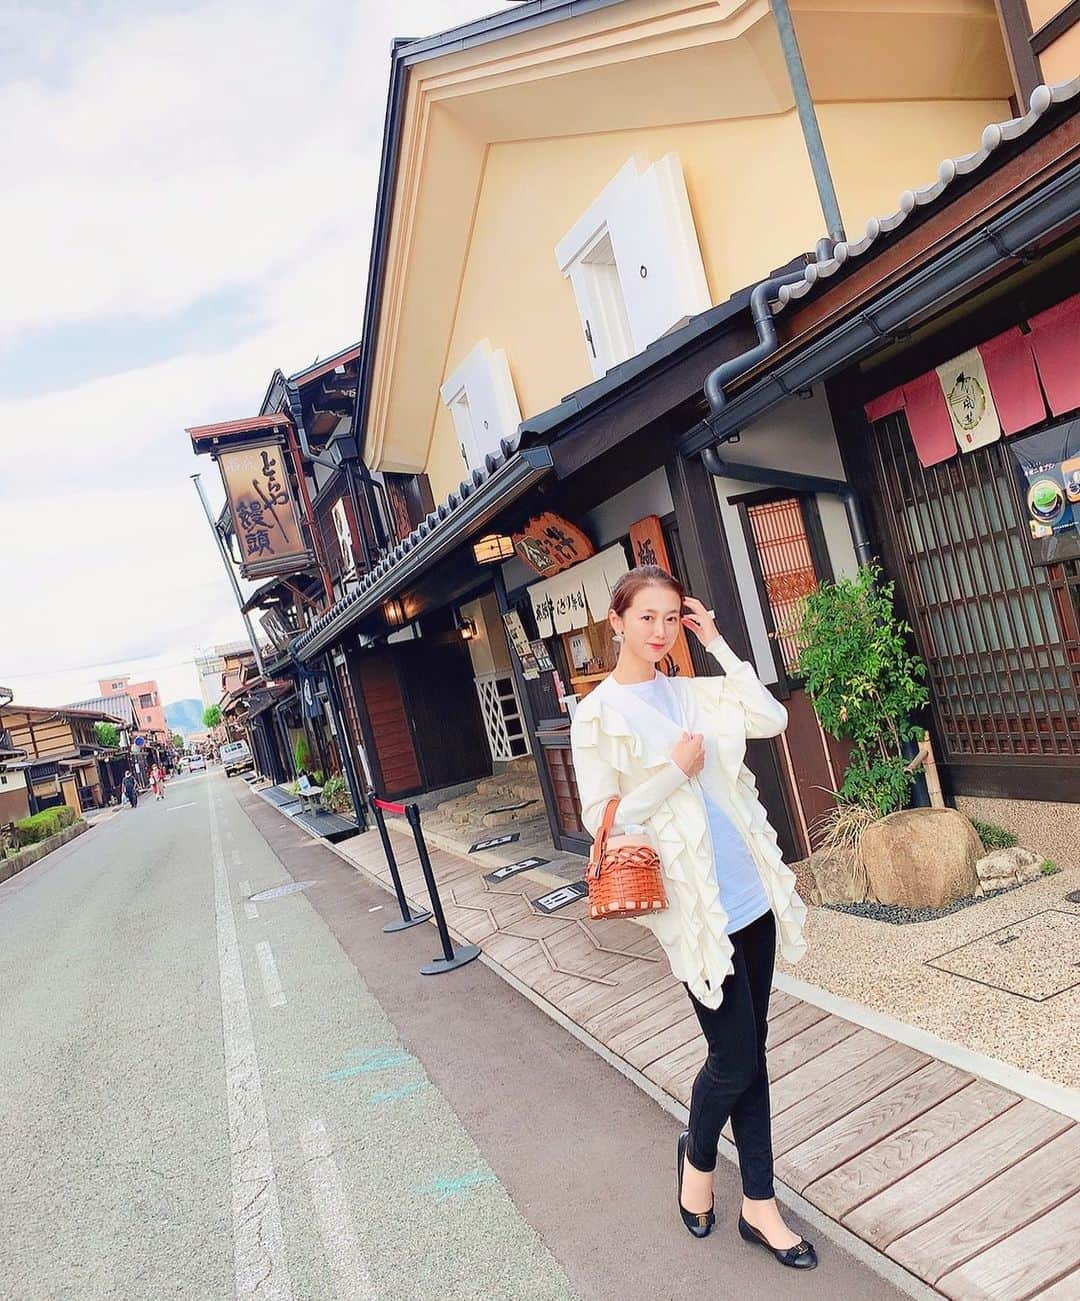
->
[122,770,138,809]
[570,565,816,1271]
[150,763,165,801]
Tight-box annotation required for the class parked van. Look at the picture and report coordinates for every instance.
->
[219,740,254,777]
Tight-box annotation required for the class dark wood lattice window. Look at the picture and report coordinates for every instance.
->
[873,413,1080,760]
[733,492,833,694]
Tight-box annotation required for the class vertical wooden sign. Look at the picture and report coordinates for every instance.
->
[628,516,695,678]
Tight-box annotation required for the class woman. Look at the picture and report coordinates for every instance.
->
[150,763,165,801]
[570,565,814,1270]
[122,770,138,809]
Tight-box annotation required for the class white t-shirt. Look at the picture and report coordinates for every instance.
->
[622,674,771,936]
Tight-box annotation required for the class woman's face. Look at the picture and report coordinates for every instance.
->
[611,583,683,664]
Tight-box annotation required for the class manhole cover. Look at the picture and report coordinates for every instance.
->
[926,909,1080,1001]
[248,881,318,902]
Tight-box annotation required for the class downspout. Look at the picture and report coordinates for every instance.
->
[699,270,874,567]
[770,0,845,245]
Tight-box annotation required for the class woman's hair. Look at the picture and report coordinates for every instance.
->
[609,564,685,616]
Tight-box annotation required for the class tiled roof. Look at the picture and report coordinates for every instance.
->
[294,434,546,658]
[775,78,1080,315]
[186,412,292,450]
[63,695,137,726]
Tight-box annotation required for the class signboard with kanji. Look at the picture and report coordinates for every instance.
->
[512,512,594,576]
[218,441,315,580]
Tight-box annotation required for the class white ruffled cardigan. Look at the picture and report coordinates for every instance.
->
[569,636,807,1009]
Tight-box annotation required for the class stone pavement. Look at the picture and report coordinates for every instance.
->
[263,790,1080,1300]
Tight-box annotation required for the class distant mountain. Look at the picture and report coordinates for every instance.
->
[166,699,205,735]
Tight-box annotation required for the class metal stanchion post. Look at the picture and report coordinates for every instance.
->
[405,803,481,975]
[369,794,431,933]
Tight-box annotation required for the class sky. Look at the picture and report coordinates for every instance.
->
[0,0,499,711]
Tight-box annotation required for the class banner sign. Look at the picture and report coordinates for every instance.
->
[218,440,315,580]
[528,544,629,637]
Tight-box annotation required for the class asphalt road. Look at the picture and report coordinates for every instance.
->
[0,771,917,1301]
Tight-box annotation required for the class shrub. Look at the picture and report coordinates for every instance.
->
[1042,859,1060,876]
[293,735,312,776]
[15,806,78,847]
[795,565,929,815]
[970,819,1019,852]
[321,774,353,814]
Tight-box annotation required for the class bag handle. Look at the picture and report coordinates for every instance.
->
[588,797,621,879]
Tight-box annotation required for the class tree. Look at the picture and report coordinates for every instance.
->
[171,733,184,750]
[93,721,120,749]
[203,705,222,729]
[795,564,929,815]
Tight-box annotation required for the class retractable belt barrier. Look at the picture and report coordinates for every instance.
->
[368,795,481,976]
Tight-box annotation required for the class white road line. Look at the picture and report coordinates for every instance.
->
[255,941,287,1008]
[239,880,258,921]
[167,802,197,812]
[300,1118,378,1301]
[208,797,294,1301]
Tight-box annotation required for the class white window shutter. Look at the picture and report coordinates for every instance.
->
[440,341,522,473]
[607,154,710,351]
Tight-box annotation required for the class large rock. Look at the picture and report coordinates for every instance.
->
[975,846,1044,894]
[806,846,869,906]
[859,808,982,908]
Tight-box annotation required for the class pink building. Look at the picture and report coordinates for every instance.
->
[98,675,168,737]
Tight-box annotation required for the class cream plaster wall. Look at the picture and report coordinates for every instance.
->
[423,96,1010,503]
[1038,25,1080,84]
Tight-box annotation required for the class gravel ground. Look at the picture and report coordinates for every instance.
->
[820,875,1058,924]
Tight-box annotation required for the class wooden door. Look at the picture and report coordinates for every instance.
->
[353,652,422,798]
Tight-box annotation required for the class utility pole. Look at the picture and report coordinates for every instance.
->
[191,473,266,677]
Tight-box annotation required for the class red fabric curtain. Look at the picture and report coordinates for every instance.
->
[863,386,906,423]
[1028,294,1080,416]
[902,372,956,467]
[977,327,1046,435]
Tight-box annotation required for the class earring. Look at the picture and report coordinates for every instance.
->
[613,631,624,644]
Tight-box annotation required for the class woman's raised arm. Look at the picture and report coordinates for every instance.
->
[703,635,788,739]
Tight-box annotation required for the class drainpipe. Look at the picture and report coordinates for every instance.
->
[770,0,845,245]
[698,449,874,568]
[700,270,874,566]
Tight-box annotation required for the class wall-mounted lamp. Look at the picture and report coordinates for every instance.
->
[453,607,478,641]
[383,597,406,628]
[472,533,515,565]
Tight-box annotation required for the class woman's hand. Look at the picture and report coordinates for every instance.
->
[680,596,720,647]
[671,730,705,777]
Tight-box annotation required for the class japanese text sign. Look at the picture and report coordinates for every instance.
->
[218,441,313,580]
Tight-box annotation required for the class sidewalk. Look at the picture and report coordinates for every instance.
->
[262,789,1080,1300]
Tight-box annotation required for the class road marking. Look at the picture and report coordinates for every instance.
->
[239,880,258,921]
[417,1170,498,1202]
[255,941,287,1008]
[208,797,294,1301]
[300,1118,378,1301]
[167,802,196,812]
[323,1048,411,1081]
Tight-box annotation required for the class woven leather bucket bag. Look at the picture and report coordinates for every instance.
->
[585,797,668,920]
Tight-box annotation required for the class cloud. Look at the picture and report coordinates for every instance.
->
[2,0,498,707]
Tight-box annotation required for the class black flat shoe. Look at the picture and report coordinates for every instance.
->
[738,1214,818,1269]
[676,1130,714,1238]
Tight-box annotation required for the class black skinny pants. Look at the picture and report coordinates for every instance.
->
[684,908,776,1201]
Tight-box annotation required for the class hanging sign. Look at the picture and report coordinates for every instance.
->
[528,544,629,636]
[513,512,594,576]
[218,440,315,580]
[300,669,322,719]
[628,517,695,678]
[936,349,1002,453]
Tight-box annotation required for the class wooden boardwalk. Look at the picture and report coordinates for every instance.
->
[336,825,1080,1300]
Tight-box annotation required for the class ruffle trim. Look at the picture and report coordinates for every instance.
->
[574,703,807,1011]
